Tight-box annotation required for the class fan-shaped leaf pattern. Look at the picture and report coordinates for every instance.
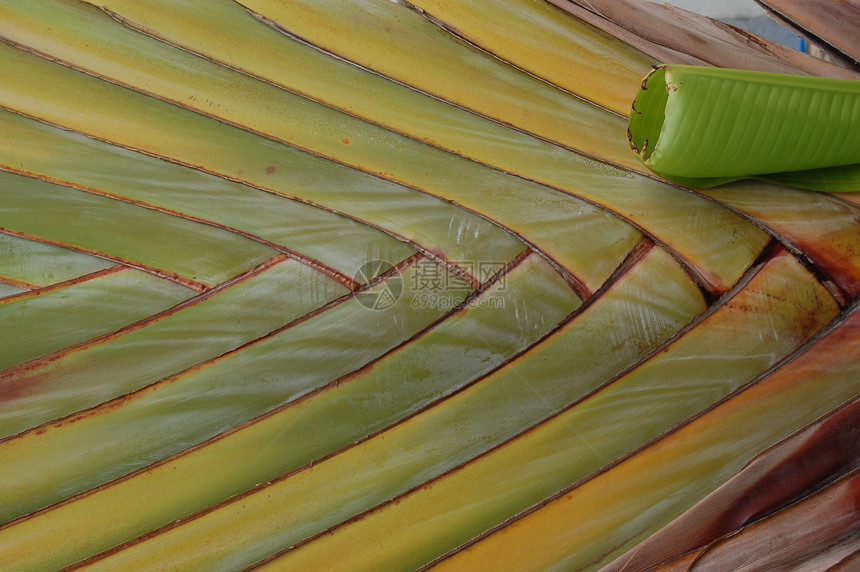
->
[0,1,857,570]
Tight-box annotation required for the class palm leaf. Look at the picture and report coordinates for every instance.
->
[0,1,858,570]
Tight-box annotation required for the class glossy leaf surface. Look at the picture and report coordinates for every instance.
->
[0,257,347,438]
[0,1,856,570]
[0,233,113,289]
[0,268,194,371]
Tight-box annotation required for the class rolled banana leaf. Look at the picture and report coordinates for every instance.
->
[628,64,860,191]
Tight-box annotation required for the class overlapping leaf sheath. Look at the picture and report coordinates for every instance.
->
[757,0,860,67]
[430,301,860,571]
[549,0,860,79]
[0,0,857,570]
[602,396,860,571]
[49,0,777,294]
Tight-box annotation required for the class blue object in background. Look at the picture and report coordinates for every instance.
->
[724,15,807,52]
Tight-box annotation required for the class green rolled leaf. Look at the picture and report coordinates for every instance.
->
[628,64,860,191]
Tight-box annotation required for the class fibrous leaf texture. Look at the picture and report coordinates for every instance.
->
[0,1,857,571]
